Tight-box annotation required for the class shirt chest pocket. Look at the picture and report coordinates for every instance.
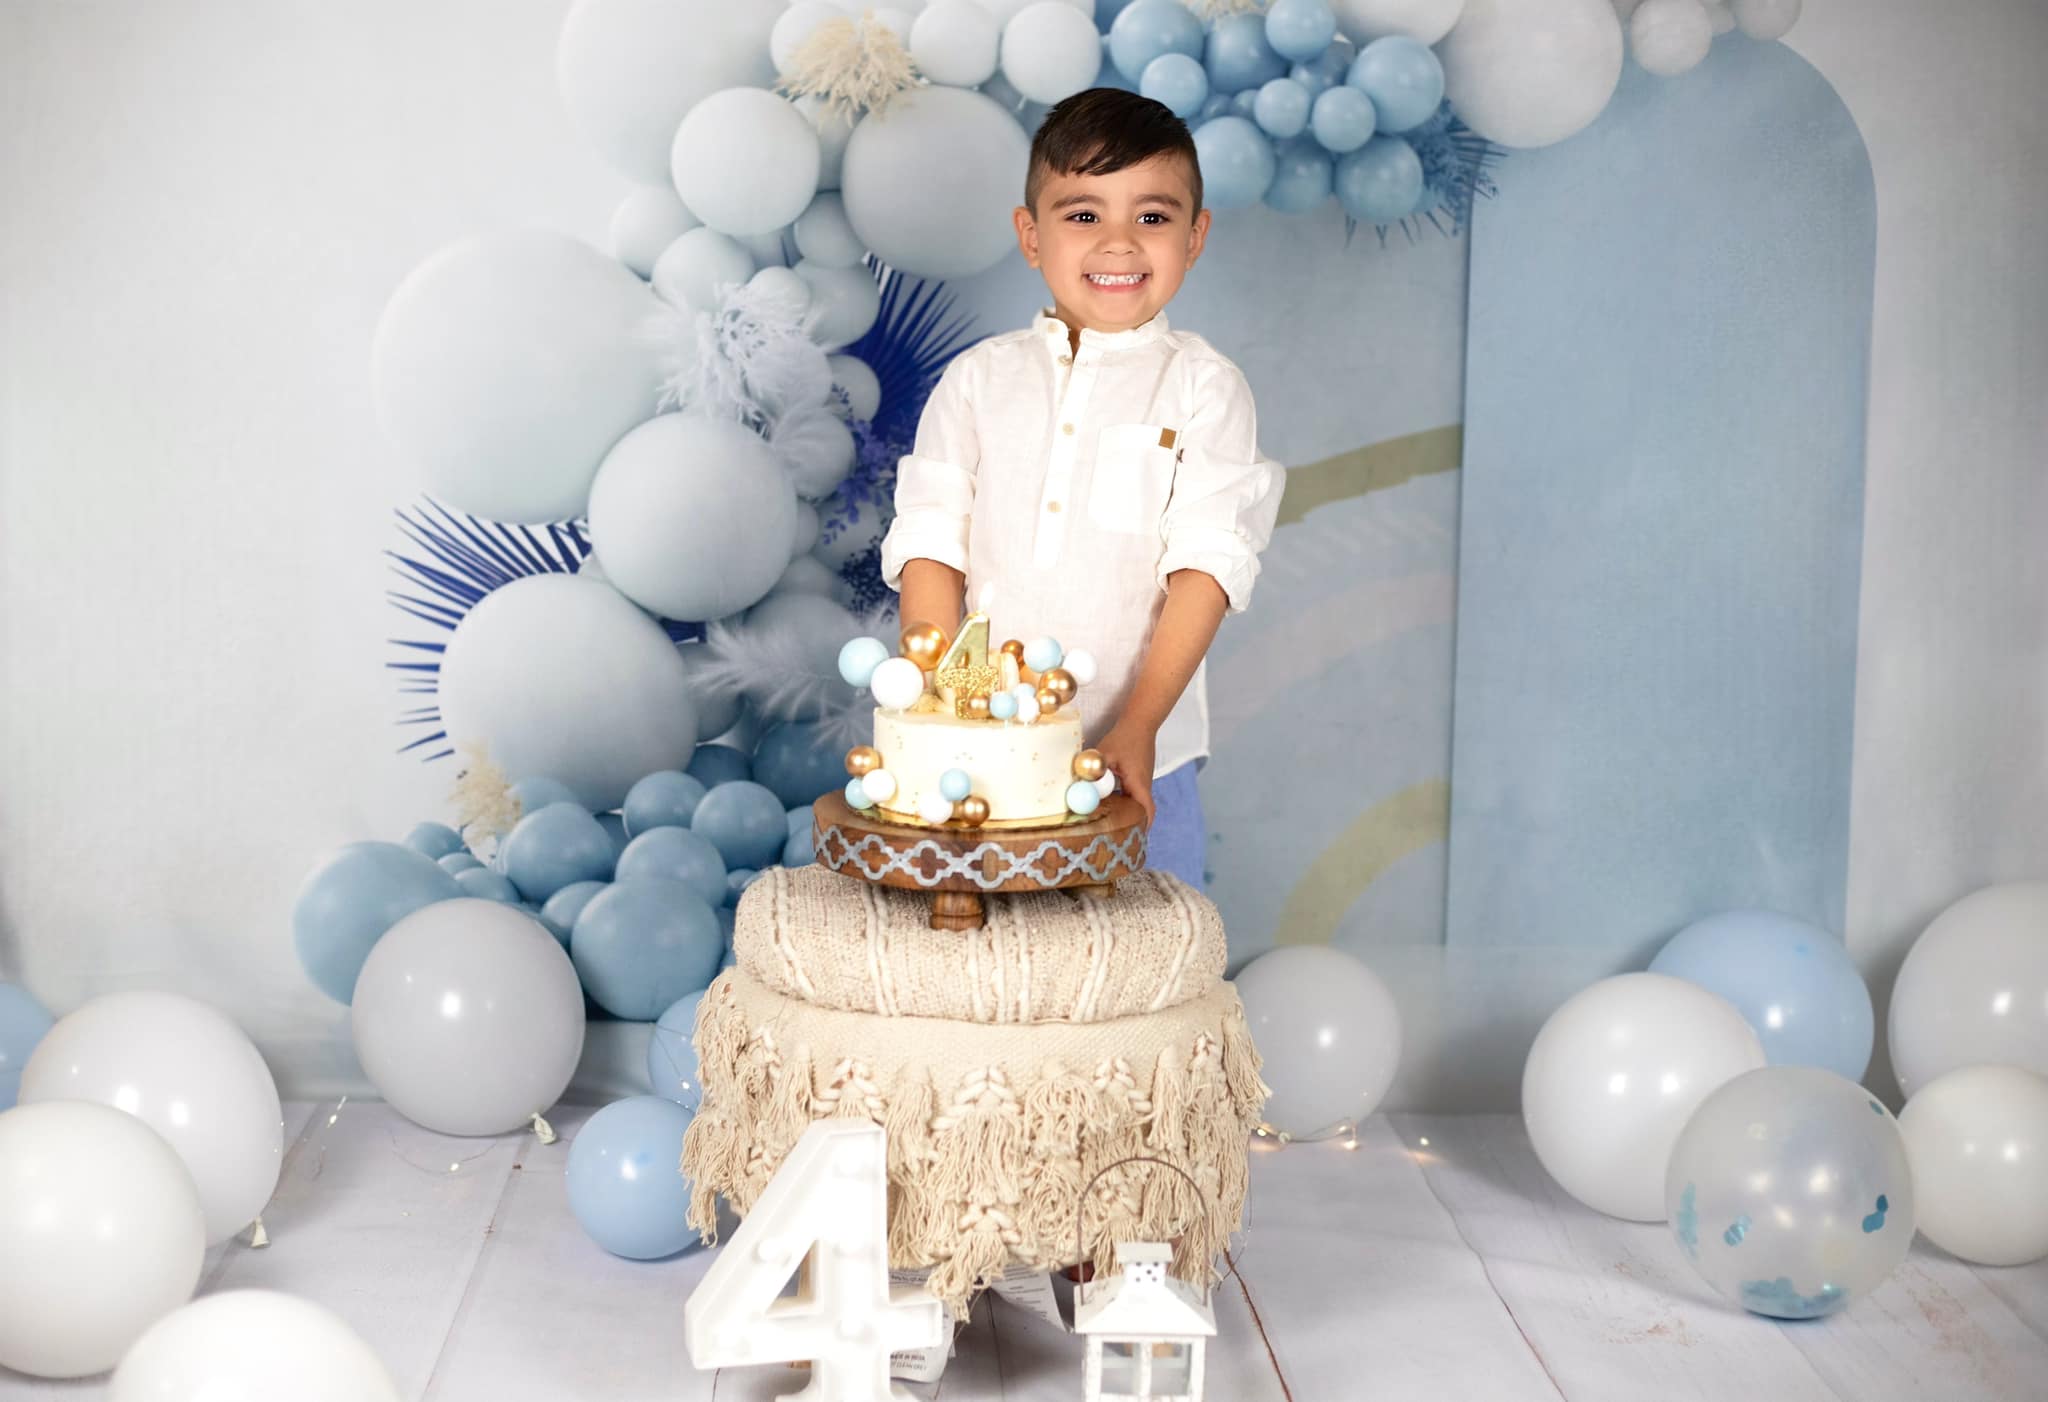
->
[1087,423,1179,536]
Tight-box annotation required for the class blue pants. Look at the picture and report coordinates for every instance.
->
[1146,763,1206,893]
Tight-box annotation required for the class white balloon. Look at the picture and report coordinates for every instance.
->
[1900,1065,2048,1267]
[438,574,699,811]
[794,259,883,348]
[652,226,757,311]
[1437,0,1623,149]
[765,552,845,602]
[586,414,800,623]
[351,900,585,1136]
[1610,0,1646,19]
[791,499,824,558]
[870,656,927,709]
[1522,972,1765,1220]
[773,408,860,499]
[671,88,822,238]
[841,85,1031,279]
[1000,3,1102,104]
[748,264,816,324]
[793,192,869,269]
[372,231,660,523]
[1889,881,2048,1097]
[862,767,900,804]
[1093,769,1116,797]
[1334,0,1465,45]
[913,0,1002,87]
[20,993,281,1246]
[557,0,783,185]
[773,0,846,74]
[112,1291,402,1402]
[1629,0,1712,77]
[0,1101,204,1379]
[794,95,858,191]
[1731,0,1797,39]
[1234,946,1403,1136]
[610,185,700,279]
[829,354,883,420]
[1704,1,1737,36]
[740,227,795,270]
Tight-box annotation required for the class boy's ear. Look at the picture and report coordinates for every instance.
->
[1013,204,1041,268]
[1186,207,1212,267]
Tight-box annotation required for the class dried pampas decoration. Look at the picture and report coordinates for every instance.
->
[781,13,920,121]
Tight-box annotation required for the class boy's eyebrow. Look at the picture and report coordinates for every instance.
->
[1048,190,1189,211]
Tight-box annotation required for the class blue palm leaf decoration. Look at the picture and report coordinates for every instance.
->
[1352,105,1505,245]
[385,501,700,762]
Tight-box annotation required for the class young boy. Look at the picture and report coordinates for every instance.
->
[879,89,1283,893]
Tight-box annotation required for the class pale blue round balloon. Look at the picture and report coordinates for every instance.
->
[646,990,708,1108]
[571,878,724,1021]
[1204,13,1287,94]
[783,825,815,867]
[623,770,708,836]
[692,781,787,870]
[751,721,847,809]
[1264,0,1337,64]
[403,822,465,860]
[939,769,973,802]
[615,827,727,906]
[1108,0,1204,83]
[685,743,752,790]
[1067,780,1103,816]
[509,776,582,814]
[1193,116,1277,209]
[594,811,631,861]
[837,636,891,688]
[1230,88,1260,119]
[1310,84,1376,153]
[1347,36,1443,134]
[1290,38,1354,98]
[538,879,608,948]
[989,691,1019,721]
[500,802,616,903]
[1096,0,1138,33]
[1023,636,1064,672]
[1199,92,1232,120]
[0,983,55,1113]
[725,868,760,906]
[1335,135,1423,220]
[294,841,464,1004]
[1253,78,1312,139]
[1265,139,1334,211]
[786,803,813,836]
[566,1095,701,1259]
[1140,52,1209,119]
[1649,910,1875,1081]
[437,851,484,875]
[455,866,521,903]
[846,776,874,810]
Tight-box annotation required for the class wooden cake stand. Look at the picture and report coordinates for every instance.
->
[812,791,1149,931]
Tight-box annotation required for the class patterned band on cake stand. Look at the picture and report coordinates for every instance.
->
[812,791,1149,931]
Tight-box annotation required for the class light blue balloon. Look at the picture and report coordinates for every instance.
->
[293,841,464,1004]
[717,905,736,946]
[538,879,608,948]
[1346,36,1443,134]
[623,770,708,837]
[786,803,814,836]
[692,780,787,870]
[1289,37,1354,98]
[1264,0,1337,64]
[1108,0,1204,84]
[455,866,521,903]
[566,1095,701,1259]
[1649,910,1875,1080]
[0,984,55,1113]
[751,721,848,809]
[1265,139,1334,211]
[595,811,631,860]
[1192,116,1277,209]
[1252,78,1312,140]
[846,776,874,810]
[647,990,708,1107]
[1230,88,1260,119]
[1334,135,1423,220]
[571,877,723,1021]
[939,769,973,802]
[501,802,616,902]
[1022,637,1064,672]
[1066,780,1102,816]
[837,635,891,688]
[1140,52,1209,119]
[989,691,1019,721]
[437,851,484,875]
[719,944,739,971]
[782,825,815,868]
[615,826,727,906]
[1095,0,1137,33]
[725,868,760,906]
[1198,92,1232,120]
[403,822,465,860]
[685,743,752,789]
[1204,13,1287,95]
[1310,84,1376,153]
[509,776,582,814]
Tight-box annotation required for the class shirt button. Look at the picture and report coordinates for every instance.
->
[1062,423,1075,435]
[1047,500,1062,513]
[1058,354,1073,366]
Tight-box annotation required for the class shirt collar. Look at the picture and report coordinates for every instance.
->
[1034,309,1171,355]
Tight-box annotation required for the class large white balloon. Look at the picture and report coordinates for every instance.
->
[1001,2,1103,104]
[1731,0,1800,41]
[793,192,869,270]
[587,414,800,621]
[1900,1065,2048,1267]
[794,95,858,191]
[773,408,860,499]
[610,185,699,279]
[1522,972,1765,1220]
[351,900,586,1136]
[671,88,822,238]
[1629,0,1712,77]
[0,1101,205,1379]
[372,231,660,523]
[112,1291,402,1402]
[652,226,757,311]
[1233,946,1403,1136]
[773,1,845,74]
[20,993,281,1246]
[912,0,1002,86]
[437,574,699,811]
[841,85,1031,279]
[1889,881,2048,1096]
[1437,0,1623,149]
[829,353,883,420]
[557,0,783,185]
[794,259,883,348]
[1334,0,1465,45]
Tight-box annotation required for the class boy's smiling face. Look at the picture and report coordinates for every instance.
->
[1014,154,1210,339]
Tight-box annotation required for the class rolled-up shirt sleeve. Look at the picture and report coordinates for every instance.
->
[1157,355,1284,613]
[879,355,980,589]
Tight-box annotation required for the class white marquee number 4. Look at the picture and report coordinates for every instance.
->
[685,1120,944,1401]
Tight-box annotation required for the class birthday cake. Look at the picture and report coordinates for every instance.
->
[836,614,1114,829]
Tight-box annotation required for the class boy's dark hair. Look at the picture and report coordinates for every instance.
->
[1025,88,1203,214]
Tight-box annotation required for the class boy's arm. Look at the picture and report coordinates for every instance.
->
[1093,569,1229,823]
[899,558,965,637]
[879,357,980,624]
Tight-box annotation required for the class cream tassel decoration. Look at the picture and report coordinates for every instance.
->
[781,14,921,121]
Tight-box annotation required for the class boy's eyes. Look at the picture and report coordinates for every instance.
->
[1063,211,1172,226]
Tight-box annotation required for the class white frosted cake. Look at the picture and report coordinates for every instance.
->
[872,704,1085,825]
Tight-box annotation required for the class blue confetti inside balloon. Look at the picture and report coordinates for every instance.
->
[623,771,709,837]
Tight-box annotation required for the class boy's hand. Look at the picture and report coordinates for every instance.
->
[1094,723,1157,826]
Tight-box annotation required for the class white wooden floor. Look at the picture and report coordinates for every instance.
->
[5,1103,2044,1402]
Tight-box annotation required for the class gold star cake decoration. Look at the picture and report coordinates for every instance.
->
[933,613,1001,718]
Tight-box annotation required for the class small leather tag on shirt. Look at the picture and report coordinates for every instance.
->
[1158,427,1178,449]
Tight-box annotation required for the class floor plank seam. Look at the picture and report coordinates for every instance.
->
[1225,1249,1296,1402]
[415,1154,524,1402]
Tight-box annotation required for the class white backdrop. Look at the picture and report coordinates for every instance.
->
[2,0,2043,1106]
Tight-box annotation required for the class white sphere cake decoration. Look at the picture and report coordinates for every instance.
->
[868,657,927,710]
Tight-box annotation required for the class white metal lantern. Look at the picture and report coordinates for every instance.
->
[1073,1241,1216,1402]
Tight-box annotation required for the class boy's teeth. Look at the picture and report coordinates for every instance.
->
[1088,273,1144,285]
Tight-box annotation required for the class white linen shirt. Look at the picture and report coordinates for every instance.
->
[879,311,1284,778]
